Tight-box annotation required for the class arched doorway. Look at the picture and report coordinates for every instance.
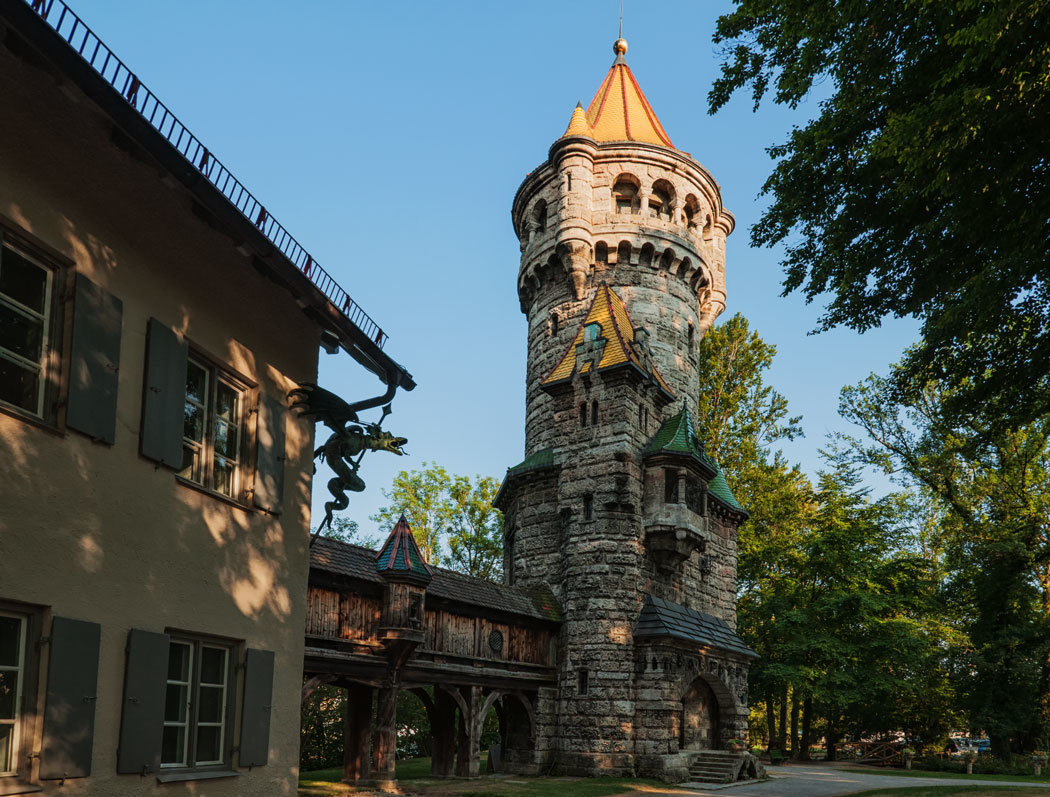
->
[680,677,720,750]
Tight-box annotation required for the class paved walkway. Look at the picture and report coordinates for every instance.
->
[639,764,1050,796]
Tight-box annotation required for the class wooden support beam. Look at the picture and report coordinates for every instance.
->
[373,685,398,788]
[454,685,483,777]
[430,686,457,778]
[342,683,373,784]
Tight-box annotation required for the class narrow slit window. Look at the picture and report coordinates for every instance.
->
[591,400,599,425]
[579,402,587,427]
[577,668,589,695]
[583,493,593,521]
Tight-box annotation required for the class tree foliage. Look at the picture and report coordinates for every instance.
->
[372,463,504,579]
[709,0,1050,430]
[839,366,1050,754]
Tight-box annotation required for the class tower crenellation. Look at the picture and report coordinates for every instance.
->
[496,37,755,781]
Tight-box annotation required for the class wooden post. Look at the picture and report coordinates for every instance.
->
[431,688,457,778]
[342,684,373,784]
[454,686,483,777]
[373,685,398,787]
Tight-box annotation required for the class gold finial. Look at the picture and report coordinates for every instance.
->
[613,37,628,55]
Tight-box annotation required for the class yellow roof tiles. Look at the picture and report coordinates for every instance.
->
[542,283,674,397]
[561,43,675,149]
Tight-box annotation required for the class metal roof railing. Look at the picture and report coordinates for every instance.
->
[25,0,387,348]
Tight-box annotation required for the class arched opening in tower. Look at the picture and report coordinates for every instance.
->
[679,676,721,751]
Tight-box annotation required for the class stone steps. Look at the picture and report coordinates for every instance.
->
[687,750,743,784]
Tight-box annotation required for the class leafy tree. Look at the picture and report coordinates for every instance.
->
[709,0,1050,430]
[839,367,1050,754]
[372,463,505,579]
[300,684,346,771]
[372,462,453,564]
[446,475,504,581]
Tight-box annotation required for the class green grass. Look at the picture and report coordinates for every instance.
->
[843,767,1050,784]
[848,787,1049,797]
[299,757,673,796]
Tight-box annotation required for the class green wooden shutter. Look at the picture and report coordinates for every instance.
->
[253,394,286,514]
[39,617,101,780]
[116,629,169,774]
[239,648,274,767]
[66,276,123,444]
[140,319,187,467]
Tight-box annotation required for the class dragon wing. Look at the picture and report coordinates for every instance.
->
[288,382,359,429]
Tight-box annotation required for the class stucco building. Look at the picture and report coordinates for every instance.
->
[495,36,757,781]
[0,1,412,794]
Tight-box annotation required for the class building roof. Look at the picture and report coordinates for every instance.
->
[561,39,674,150]
[643,404,715,470]
[643,404,747,516]
[310,536,562,623]
[542,282,674,397]
[635,595,757,658]
[375,516,433,581]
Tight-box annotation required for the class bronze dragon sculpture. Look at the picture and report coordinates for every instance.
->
[288,382,407,532]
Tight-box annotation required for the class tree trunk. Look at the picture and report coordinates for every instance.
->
[799,697,813,761]
[777,688,788,752]
[826,725,840,762]
[766,693,777,751]
[789,693,800,758]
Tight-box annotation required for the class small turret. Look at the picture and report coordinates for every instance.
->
[375,516,431,653]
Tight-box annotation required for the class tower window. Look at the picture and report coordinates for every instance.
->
[567,172,572,192]
[583,493,594,521]
[533,199,547,233]
[664,468,679,504]
[577,668,589,696]
[579,402,587,427]
[688,323,695,345]
[651,180,674,221]
[549,311,559,336]
[612,175,640,214]
[591,400,599,425]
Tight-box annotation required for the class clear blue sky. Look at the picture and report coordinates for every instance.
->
[80,1,918,540]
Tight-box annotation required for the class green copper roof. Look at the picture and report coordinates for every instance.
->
[708,469,746,514]
[506,448,557,477]
[375,515,433,581]
[644,404,747,516]
[643,404,716,471]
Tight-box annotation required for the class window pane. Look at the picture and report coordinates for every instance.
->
[167,642,190,682]
[164,683,187,723]
[0,616,20,667]
[183,401,204,443]
[0,245,48,313]
[215,382,238,422]
[185,361,207,404]
[0,671,18,719]
[200,647,225,685]
[0,357,40,412]
[214,420,231,457]
[197,686,223,724]
[213,456,234,496]
[161,725,185,766]
[195,725,222,764]
[180,444,203,483]
[0,303,44,362]
[0,723,13,774]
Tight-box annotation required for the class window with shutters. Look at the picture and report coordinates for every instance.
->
[180,357,250,500]
[0,234,59,420]
[0,603,42,790]
[162,637,233,771]
[0,612,26,780]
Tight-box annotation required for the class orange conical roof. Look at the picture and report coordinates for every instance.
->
[561,38,674,149]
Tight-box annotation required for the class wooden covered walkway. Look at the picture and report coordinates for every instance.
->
[303,526,562,787]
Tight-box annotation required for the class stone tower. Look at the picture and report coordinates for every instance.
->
[495,37,757,781]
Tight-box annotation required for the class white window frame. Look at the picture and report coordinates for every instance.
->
[161,638,232,771]
[0,239,54,419]
[180,356,248,501]
[0,611,26,780]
